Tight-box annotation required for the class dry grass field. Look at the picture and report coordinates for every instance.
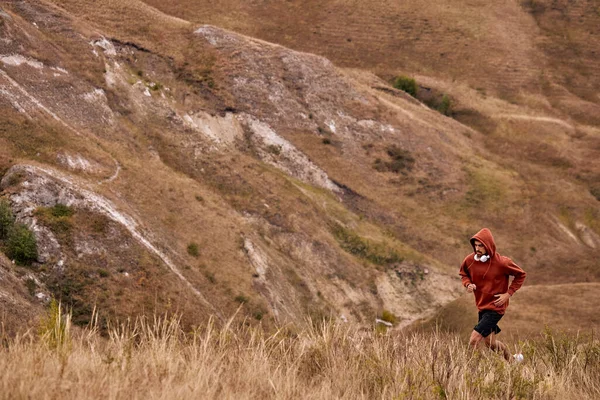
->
[1,304,599,400]
[0,0,598,366]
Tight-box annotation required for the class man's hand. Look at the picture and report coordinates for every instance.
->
[493,293,511,306]
[466,283,476,293]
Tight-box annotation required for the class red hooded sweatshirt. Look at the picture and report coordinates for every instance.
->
[459,228,526,314]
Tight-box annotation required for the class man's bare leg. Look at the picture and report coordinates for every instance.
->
[469,330,485,349]
[469,330,511,361]
[485,333,511,361]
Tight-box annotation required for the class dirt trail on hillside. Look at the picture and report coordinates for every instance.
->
[496,113,575,131]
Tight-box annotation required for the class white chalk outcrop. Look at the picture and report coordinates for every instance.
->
[0,164,222,319]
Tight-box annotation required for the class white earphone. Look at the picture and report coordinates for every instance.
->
[474,254,490,262]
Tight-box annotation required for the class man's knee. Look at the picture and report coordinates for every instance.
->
[484,333,496,347]
[469,330,484,347]
[484,336,491,346]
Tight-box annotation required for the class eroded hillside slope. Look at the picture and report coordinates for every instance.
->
[0,0,598,332]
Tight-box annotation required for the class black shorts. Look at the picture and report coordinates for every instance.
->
[474,310,503,337]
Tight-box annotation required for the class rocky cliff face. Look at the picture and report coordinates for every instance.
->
[0,0,598,332]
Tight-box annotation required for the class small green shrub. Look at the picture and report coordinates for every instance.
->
[187,242,200,258]
[438,94,452,116]
[234,294,249,304]
[380,309,397,325]
[253,310,264,320]
[98,269,109,278]
[149,82,163,91]
[322,138,332,145]
[331,224,403,266]
[590,186,600,201]
[266,145,282,155]
[521,0,546,15]
[4,172,24,187]
[424,94,452,116]
[49,204,74,218]
[89,214,109,233]
[387,146,415,172]
[34,204,74,236]
[6,223,38,265]
[374,145,415,173]
[26,278,37,296]
[204,271,216,283]
[393,75,417,97]
[0,198,15,239]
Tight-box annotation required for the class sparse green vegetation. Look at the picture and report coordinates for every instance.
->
[0,198,37,264]
[234,294,249,304]
[590,186,600,202]
[149,82,163,91]
[395,266,426,285]
[393,75,417,97]
[89,213,110,233]
[521,0,546,16]
[2,308,599,399]
[424,93,453,116]
[374,145,415,173]
[98,269,109,278]
[204,271,216,283]
[0,198,15,239]
[438,94,452,116]
[26,278,37,296]
[187,242,200,258]
[380,309,397,325]
[46,269,93,326]
[266,145,282,155]
[6,223,38,265]
[34,204,75,237]
[49,204,74,218]
[253,310,264,320]
[464,168,506,207]
[322,138,332,145]
[3,171,24,188]
[38,299,72,351]
[331,223,403,266]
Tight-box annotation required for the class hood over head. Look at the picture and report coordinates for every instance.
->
[470,228,496,257]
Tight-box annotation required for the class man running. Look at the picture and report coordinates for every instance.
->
[459,228,526,361]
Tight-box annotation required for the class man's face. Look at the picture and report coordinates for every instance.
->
[473,240,486,255]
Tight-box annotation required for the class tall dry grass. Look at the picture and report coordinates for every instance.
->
[1,304,599,399]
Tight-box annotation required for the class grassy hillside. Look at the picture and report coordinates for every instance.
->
[0,0,598,336]
[416,283,600,341]
[141,0,600,113]
[42,0,600,284]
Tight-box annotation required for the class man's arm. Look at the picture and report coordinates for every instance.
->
[494,258,526,306]
[459,258,473,288]
[505,258,526,296]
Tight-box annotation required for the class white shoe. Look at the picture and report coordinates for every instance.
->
[513,353,524,363]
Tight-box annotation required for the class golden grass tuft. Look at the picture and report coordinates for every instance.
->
[1,306,599,399]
